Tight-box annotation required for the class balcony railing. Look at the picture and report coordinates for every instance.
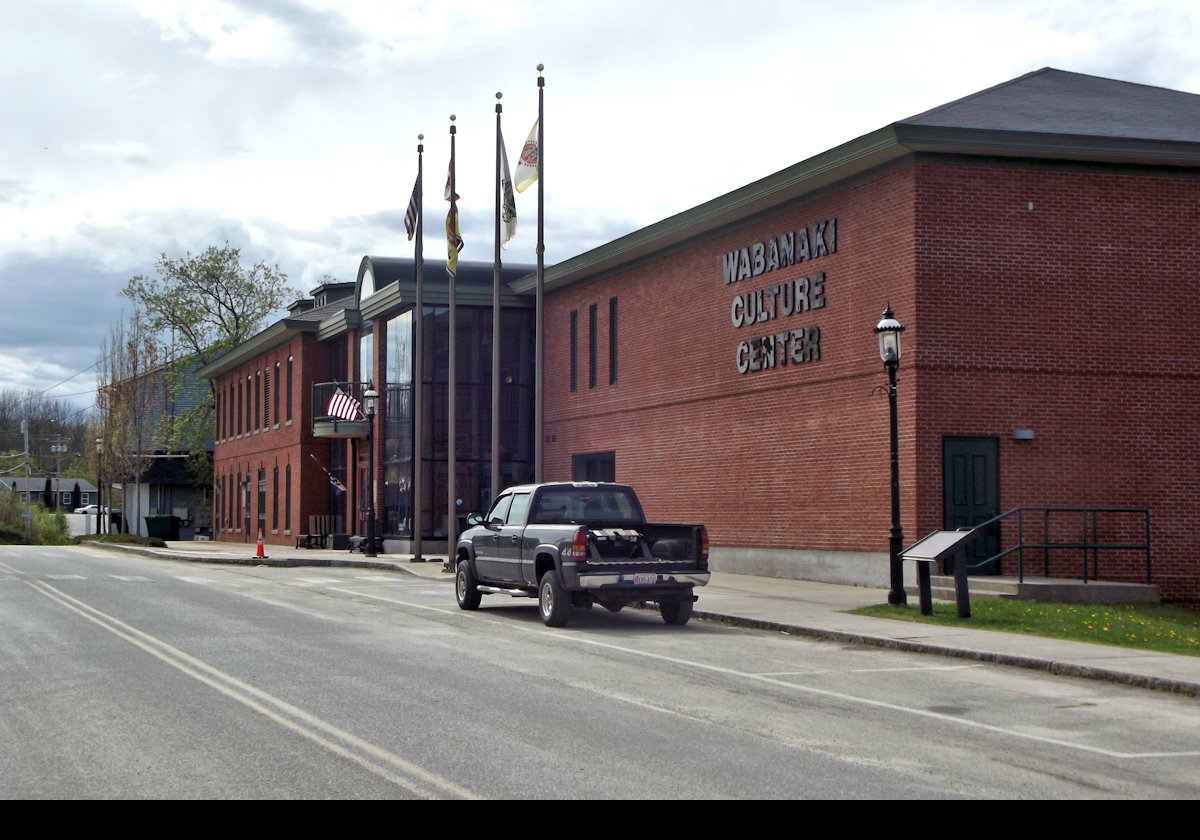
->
[311,381,373,438]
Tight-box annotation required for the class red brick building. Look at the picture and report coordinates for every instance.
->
[528,68,1200,606]
[202,282,348,546]
[202,68,1200,606]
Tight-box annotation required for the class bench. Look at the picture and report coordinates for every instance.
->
[296,515,342,549]
[348,534,384,554]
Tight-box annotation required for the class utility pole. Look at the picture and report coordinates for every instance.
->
[21,420,31,541]
[51,439,67,512]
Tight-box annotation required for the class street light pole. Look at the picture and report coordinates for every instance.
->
[875,304,907,606]
[363,385,379,558]
[95,438,103,536]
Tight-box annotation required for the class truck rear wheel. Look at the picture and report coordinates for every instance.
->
[539,570,571,627]
[659,595,693,626]
[456,560,482,610]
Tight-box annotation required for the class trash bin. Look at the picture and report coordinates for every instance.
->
[144,514,181,541]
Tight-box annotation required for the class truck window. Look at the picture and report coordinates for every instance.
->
[509,492,532,527]
[487,494,513,525]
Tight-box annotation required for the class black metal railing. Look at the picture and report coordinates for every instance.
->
[962,507,1151,585]
[312,381,374,420]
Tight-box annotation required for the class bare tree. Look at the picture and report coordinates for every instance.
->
[98,312,161,534]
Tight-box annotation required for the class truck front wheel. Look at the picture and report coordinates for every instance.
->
[456,560,482,610]
[538,570,571,627]
[659,595,694,626]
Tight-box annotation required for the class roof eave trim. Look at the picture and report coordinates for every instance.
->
[195,319,317,380]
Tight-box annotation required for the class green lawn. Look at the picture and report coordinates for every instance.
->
[851,599,1200,657]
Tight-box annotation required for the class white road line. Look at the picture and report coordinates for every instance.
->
[11,571,479,800]
[335,585,1200,761]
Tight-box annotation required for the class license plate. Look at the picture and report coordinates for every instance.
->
[634,573,656,585]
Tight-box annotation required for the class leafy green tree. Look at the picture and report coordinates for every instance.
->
[121,243,301,512]
[123,243,299,372]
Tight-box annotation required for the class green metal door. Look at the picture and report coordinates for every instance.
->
[943,437,1000,575]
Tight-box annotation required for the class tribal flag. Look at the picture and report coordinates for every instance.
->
[445,163,464,277]
[514,119,539,193]
[403,175,420,241]
[309,453,346,495]
[500,126,517,248]
[326,387,362,421]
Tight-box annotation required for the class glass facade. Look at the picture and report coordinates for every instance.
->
[380,304,535,540]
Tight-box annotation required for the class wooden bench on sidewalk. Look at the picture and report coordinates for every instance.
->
[295,514,342,549]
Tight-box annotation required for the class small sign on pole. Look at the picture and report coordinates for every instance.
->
[901,530,978,618]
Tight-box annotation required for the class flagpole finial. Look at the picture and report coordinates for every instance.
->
[418,133,424,140]
[450,114,456,122]
[496,92,502,100]
[537,63,544,72]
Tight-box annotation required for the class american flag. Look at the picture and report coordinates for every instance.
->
[404,176,419,241]
[326,388,362,421]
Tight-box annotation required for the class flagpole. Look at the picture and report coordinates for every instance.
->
[447,114,458,560]
[492,93,503,500]
[413,134,425,562]
[534,64,545,482]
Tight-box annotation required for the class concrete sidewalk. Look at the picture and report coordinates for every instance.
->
[94,539,1200,698]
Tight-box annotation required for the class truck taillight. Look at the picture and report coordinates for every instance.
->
[700,526,709,562]
[571,529,588,562]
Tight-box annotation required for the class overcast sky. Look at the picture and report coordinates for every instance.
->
[3,0,1198,415]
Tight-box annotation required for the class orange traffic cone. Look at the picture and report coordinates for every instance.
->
[255,529,267,559]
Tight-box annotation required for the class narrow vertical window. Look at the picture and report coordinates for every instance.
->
[254,372,261,432]
[588,303,597,390]
[286,356,294,423]
[609,296,618,386]
[246,375,253,432]
[257,468,266,534]
[285,464,292,531]
[237,381,244,436]
[569,310,578,393]
[263,369,271,430]
[272,466,279,531]
[274,362,281,426]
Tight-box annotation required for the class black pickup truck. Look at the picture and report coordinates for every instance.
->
[454,482,710,627]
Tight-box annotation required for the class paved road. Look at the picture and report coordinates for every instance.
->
[101,539,1200,697]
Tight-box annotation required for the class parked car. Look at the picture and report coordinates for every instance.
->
[73,504,108,515]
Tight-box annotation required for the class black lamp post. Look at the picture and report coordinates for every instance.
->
[363,384,378,558]
[875,304,907,606]
[95,438,103,536]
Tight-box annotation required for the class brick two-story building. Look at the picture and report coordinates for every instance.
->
[202,68,1200,606]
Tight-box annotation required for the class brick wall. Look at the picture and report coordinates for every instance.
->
[544,158,1200,606]
[211,333,337,546]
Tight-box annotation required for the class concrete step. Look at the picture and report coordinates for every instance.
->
[910,575,1161,604]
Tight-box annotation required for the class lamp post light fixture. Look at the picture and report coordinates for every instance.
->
[363,384,379,558]
[95,438,103,536]
[875,304,907,606]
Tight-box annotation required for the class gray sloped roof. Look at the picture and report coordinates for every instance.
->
[516,67,1200,294]
[900,67,1200,141]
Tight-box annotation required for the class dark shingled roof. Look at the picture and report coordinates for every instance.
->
[900,67,1200,142]
[518,67,1200,295]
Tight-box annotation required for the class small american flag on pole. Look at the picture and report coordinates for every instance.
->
[404,175,419,241]
[326,387,362,421]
